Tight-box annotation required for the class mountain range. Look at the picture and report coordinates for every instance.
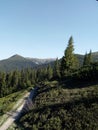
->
[0,54,56,72]
[0,52,98,72]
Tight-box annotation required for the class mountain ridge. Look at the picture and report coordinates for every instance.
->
[0,51,98,72]
[0,54,56,72]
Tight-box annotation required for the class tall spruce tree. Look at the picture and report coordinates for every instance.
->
[60,36,79,76]
[83,50,92,66]
[53,58,61,79]
[47,65,53,80]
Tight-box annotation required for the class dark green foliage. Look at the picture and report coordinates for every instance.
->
[0,69,35,98]
[60,36,79,77]
[60,56,66,77]
[83,50,92,66]
[53,58,61,79]
[0,66,54,98]
[73,62,98,82]
[75,51,98,66]
[46,65,53,80]
[18,82,98,130]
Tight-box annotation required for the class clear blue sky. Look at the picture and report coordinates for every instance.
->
[0,0,98,60]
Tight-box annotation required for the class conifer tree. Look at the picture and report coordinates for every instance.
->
[60,56,66,77]
[88,50,92,64]
[60,36,79,76]
[83,50,92,66]
[47,65,53,80]
[53,58,61,79]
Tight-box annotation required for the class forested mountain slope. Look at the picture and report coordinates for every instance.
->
[0,52,98,72]
[0,51,98,72]
[0,54,55,72]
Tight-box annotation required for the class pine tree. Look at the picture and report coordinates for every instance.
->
[11,70,19,91]
[83,50,92,66]
[53,58,61,79]
[60,36,79,76]
[88,50,92,64]
[47,65,53,80]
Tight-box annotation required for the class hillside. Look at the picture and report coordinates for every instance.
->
[14,81,98,130]
[0,52,98,72]
[0,55,37,72]
[92,52,98,61]
[0,54,55,72]
[76,51,98,65]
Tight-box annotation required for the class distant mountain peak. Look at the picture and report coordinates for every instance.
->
[8,54,26,61]
[10,54,24,58]
[13,54,21,57]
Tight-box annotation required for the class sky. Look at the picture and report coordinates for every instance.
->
[0,0,98,60]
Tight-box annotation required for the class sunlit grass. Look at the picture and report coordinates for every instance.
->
[0,89,27,126]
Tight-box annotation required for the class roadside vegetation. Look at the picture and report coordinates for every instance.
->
[0,36,98,129]
[0,90,27,126]
[15,81,98,130]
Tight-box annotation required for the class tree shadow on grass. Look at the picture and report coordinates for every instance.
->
[60,78,98,89]
[14,95,98,130]
[34,96,98,113]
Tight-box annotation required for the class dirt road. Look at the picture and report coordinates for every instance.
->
[0,92,29,130]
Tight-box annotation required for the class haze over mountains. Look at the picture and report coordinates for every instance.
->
[0,52,98,72]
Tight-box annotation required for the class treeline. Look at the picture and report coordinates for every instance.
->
[0,64,59,98]
[49,36,98,82]
[0,69,31,97]
[53,37,98,82]
[0,61,59,98]
[0,68,52,98]
[0,36,98,98]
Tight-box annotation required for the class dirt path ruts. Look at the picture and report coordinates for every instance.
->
[0,92,29,130]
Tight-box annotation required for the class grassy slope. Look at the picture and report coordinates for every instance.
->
[15,81,98,130]
[0,90,28,126]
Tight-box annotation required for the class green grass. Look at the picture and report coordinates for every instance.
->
[0,90,27,113]
[34,83,98,108]
[16,81,98,130]
[0,89,27,126]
